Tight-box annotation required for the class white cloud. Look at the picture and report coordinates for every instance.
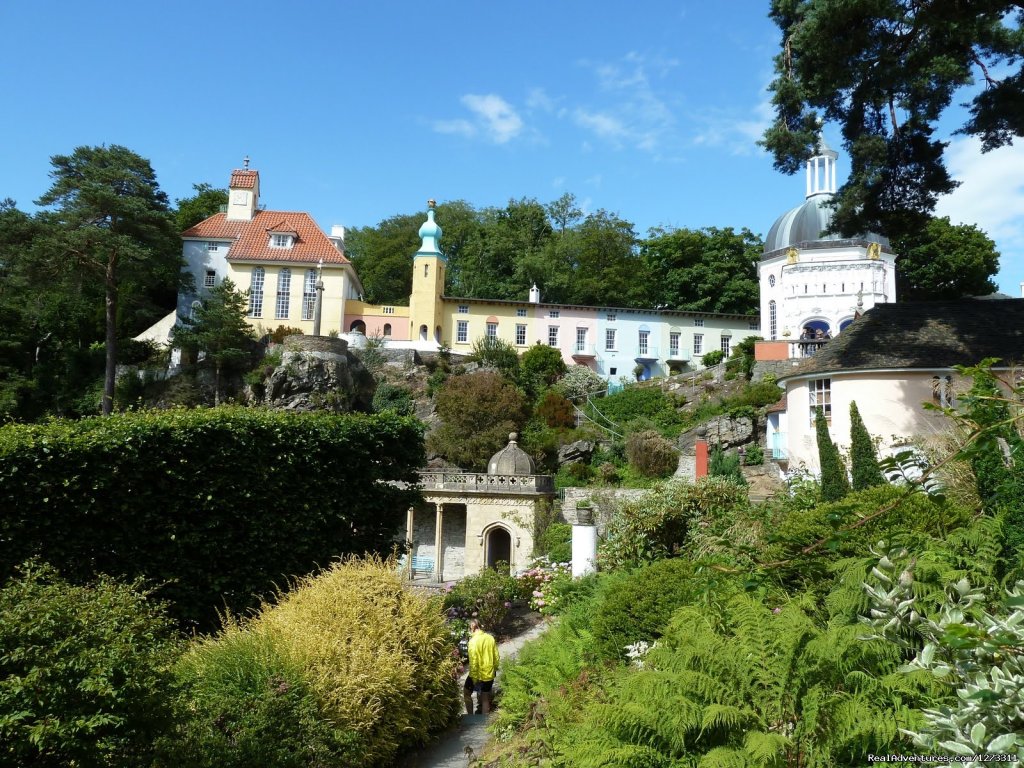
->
[551,176,566,188]
[936,136,1024,292]
[461,94,524,144]
[432,93,524,144]
[691,89,773,156]
[526,87,556,112]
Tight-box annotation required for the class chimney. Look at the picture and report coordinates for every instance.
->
[329,225,345,252]
[529,283,541,304]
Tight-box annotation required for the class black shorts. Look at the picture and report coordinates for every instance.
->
[464,676,493,693]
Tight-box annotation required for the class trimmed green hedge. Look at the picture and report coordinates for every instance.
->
[0,408,423,629]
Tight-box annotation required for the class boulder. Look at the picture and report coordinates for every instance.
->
[558,439,595,466]
[678,414,755,452]
[262,335,375,412]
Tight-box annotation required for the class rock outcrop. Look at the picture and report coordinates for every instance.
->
[677,413,756,452]
[261,335,375,412]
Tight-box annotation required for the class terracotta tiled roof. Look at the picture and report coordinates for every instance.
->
[229,170,258,189]
[181,210,349,265]
[780,298,1024,380]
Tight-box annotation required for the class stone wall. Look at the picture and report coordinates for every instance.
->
[561,487,649,536]
[410,503,468,580]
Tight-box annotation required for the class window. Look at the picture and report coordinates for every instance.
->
[693,333,703,355]
[769,300,777,340]
[275,269,291,319]
[768,274,775,287]
[575,328,587,352]
[270,233,291,248]
[516,308,527,318]
[669,332,680,356]
[302,269,316,320]
[486,322,498,338]
[424,263,429,278]
[549,310,560,319]
[457,304,469,314]
[382,306,395,314]
[606,312,617,322]
[748,321,760,331]
[456,320,468,343]
[694,318,704,327]
[248,267,265,317]
[809,378,832,425]
[204,270,216,288]
[548,326,559,347]
[638,330,650,355]
[206,241,219,251]
[720,335,731,356]
[609,367,617,376]
[515,324,526,345]
[383,323,392,337]
[605,328,616,350]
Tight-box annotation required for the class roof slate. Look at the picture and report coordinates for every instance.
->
[782,299,1024,379]
[181,210,349,265]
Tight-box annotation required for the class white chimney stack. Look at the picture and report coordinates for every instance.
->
[529,283,541,304]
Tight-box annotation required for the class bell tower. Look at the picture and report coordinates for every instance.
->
[408,200,446,344]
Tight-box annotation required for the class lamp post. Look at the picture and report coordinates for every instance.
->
[312,258,324,336]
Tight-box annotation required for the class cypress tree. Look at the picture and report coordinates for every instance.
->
[815,406,850,501]
[849,401,886,490]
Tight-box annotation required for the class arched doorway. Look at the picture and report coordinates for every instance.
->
[349,319,366,334]
[419,324,428,341]
[485,526,512,572]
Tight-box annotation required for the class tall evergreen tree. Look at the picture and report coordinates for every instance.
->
[849,401,885,491]
[815,407,849,502]
[172,278,255,406]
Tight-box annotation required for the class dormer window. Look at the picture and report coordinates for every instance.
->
[270,233,293,249]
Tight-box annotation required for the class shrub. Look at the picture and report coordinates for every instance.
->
[849,400,885,490]
[701,349,725,367]
[0,409,423,629]
[372,382,414,415]
[536,390,576,428]
[625,429,679,478]
[816,406,850,501]
[517,560,572,614]
[427,372,530,470]
[443,567,519,633]
[165,558,460,768]
[554,365,605,401]
[591,386,685,437]
[538,522,572,564]
[709,443,746,485]
[470,336,520,380]
[0,561,180,768]
[743,442,765,465]
[268,325,304,344]
[519,343,567,394]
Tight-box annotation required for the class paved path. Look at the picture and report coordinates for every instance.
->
[399,620,551,768]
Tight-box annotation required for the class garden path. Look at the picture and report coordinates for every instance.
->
[399,620,551,768]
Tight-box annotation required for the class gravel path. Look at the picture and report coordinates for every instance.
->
[397,620,551,768]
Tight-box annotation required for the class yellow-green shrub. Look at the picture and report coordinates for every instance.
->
[166,557,461,768]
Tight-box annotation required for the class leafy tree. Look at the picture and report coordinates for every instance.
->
[625,430,679,478]
[726,335,760,380]
[891,216,1000,300]
[172,278,256,405]
[174,182,228,233]
[762,0,1024,242]
[641,226,761,315]
[0,561,179,768]
[849,400,885,491]
[536,391,575,429]
[35,145,180,415]
[519,342,567,395]
[345,212,421,305]
[815,406,850,501]
[426,372,530,470]
[554,364,605,401]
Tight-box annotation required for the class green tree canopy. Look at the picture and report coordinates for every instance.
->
[892,216,1000,300]
[35,145,180,415]
[762,0,1024,242]
[174,182,228,233]
[641,226,760,315]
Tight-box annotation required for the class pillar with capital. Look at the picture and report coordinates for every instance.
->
[433,503,445,582]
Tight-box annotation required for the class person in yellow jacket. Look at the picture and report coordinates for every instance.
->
[464,618,499,715]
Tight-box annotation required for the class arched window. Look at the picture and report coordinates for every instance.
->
[248,267,265,317]
[275,268,291,319]
[349,319,366,333]
[302,269,316,320]
[419,324,428,341]
[769,300,777,340]
[383,323,392,337]
[190,300,201,321]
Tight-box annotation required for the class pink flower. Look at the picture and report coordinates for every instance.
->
[772,607,782,614]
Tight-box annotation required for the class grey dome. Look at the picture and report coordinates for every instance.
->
[764,193,890,255]
[487,433,535,475]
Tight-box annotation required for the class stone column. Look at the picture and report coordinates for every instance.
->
[571,506,597,578]
[433,503,444,582]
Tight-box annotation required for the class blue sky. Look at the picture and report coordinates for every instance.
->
[3,1,1022,296]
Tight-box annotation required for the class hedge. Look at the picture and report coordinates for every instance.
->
[0,408,424,629]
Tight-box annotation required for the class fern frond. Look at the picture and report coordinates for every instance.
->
[696,745,748,768]
[742,729,790,764]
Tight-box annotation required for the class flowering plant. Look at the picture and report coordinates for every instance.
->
[517,558,571,614]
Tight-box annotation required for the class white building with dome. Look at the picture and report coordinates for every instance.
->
[757,139,897,349]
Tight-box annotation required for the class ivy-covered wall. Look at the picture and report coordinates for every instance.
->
[0,408,424,628]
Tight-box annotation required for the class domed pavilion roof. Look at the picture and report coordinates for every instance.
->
[763,138,889,256]
[487,433,535,475]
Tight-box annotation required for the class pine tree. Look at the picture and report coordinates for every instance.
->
[849,401,885,490]
[172,278,255,406]
[816,407,850,502]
